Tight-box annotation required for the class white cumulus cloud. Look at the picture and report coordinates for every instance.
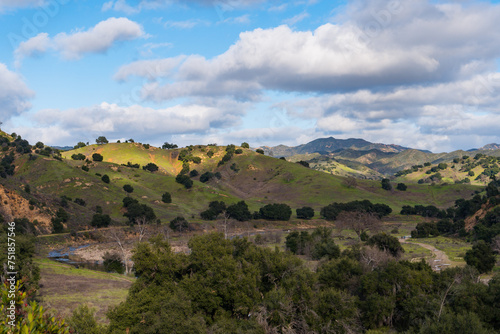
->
[0,63,35,120]
[14,17,145,63]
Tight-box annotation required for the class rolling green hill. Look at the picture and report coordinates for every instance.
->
[0,137,485,234]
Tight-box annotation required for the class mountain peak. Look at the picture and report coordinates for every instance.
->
[479,143,500,150]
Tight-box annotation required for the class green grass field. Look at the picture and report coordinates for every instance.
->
[406,235,471,264]
[36,258,133,323]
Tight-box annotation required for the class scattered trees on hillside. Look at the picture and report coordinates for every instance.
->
[101,174,110,183]
[241,142,249,149]
[217,144,236,167]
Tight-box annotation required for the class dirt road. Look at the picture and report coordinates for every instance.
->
[400,239,452,271]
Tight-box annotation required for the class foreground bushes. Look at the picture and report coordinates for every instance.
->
[106,233,500,334]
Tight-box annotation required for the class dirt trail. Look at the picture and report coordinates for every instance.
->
[400,239,452,271]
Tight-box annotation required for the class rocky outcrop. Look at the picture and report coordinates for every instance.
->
[0,184,53,233]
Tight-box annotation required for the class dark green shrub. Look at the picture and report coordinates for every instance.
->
[297,206,314,219]
[123,184,134,193]
[92,153,103,162]
[101,174,110,183]
[162,192,172,203]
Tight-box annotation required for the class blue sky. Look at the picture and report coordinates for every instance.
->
[1,0,500,152]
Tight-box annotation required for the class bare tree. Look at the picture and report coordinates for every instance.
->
[105,227,131,274]
[218,211,232,239]
[336,211,382,240]
[360,245,392,271]
[134,216,149,243]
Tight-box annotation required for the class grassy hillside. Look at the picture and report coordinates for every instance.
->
[396,154,500,185]
[0,141,483,233]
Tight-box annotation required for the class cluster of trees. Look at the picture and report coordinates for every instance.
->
[218,144,236,167]
[178,147,202,165]
[71,153,86,160]
[162,142,178,149]
[320,200,392,220]
[0,134,58,177]
[381,179,407,191]
[199,171,221,183]
[0,152,15,178]
[122,197,156,225]
[200,201,302,222]
[102,233,500,333]
[122,162,140,169]
[401,204,449,218]
[176,174,193,189]
[285,227,341,260]
[407,180,500,272]
[395,164,424,177]
[257,203,292,220]
[406,181,500,242]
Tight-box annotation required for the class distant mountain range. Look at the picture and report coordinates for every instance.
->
[257,137,500,176]
[259,137,413,157]
[259,137,500,157]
